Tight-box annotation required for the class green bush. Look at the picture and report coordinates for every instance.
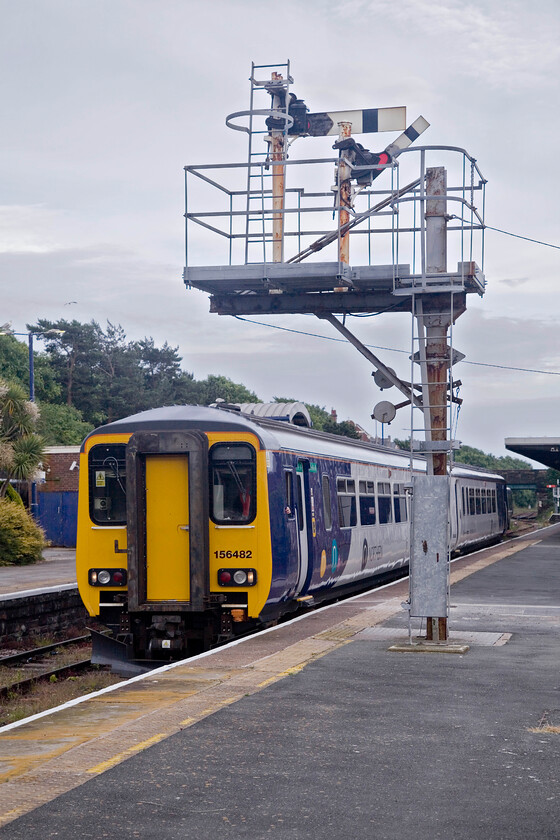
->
[0,500,46,565]
[5,485,24,506]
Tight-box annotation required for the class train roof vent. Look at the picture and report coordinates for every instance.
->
[237,402,312,427]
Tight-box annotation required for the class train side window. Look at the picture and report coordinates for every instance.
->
[393,483,408,523]
[337,477,356,528]
[285,471,295,519]
[377,482,393,524]
[322,474,332,530]
[468,488,475,516]
[475,488,481,515]
[210,443,256,524]
[359,480,376,526]
[89,444,127,525]
[481,490,487,514]
[462,486,465,516]
[491,489,497,513]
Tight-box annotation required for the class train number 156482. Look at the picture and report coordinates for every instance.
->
[214,550,253,559]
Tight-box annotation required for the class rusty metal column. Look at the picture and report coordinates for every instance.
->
[337,121,352,268]
[424,166,450,642]
[424,166,449,477]
[270,72,286,263]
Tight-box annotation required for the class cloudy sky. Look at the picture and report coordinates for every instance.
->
[1,0,559,462]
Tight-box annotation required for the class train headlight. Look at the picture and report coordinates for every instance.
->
[218,568,257,587]
[89,568,127,587]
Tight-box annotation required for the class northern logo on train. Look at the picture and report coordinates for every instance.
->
[362,539,368,571]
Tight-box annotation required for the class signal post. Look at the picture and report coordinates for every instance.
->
[183,61,488,646]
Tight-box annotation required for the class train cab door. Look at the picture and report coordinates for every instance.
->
[126,430,209,613]
[145,455,190,601]
[450,480,459,547]
[295,460,311,596]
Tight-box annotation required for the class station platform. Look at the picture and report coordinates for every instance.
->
[0,526,558,837]
[0,549,76,598]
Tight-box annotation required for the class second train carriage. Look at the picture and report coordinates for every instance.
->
[76,404,508,665]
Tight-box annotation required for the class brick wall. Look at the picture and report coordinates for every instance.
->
[39,447,80,494]
[0,588,89,645]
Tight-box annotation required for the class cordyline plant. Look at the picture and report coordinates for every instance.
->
[0,380,45,499]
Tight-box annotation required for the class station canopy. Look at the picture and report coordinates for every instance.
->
[505,438,560,471]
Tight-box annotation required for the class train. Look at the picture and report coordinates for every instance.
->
[75,403,509,671]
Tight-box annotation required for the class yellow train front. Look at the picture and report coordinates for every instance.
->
[77,405,275,669]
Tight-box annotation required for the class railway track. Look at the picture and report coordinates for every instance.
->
[0,635,93,700]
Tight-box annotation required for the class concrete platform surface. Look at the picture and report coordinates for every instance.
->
[0,527,558,837]
[0,549,76,596]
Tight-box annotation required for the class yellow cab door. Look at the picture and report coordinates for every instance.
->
[145,455,190,601]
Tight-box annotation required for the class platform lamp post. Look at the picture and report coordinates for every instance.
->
[0,327,64,515]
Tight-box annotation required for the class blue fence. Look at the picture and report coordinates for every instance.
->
[37,492,79,547]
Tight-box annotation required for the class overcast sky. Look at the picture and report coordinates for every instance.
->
[1,0,559,463]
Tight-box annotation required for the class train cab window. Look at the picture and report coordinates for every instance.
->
[377,482,393,525]
[337,477,357,528]
[210,444,256,524]
[358,480,376,526]
[393,483,408,523]
[284,470,296,519]
[88,444,127,525]
[284,470,295,519]
[322,474,333,530]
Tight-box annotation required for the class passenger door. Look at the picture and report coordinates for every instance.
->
[450,480,459,546]
[295,460,311,595]
[126,430,208,613]
[145,455,190,602]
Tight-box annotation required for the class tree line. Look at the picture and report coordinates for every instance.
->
[394,439,531,473]
[0,319,361,445]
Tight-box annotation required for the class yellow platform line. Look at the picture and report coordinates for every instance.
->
[180,696,240,727]
[87,733,166,774]
[450,540,539,586]
[256,644,351,688]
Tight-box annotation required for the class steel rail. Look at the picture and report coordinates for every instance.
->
[0,635,91,667]
[0,659,93,701]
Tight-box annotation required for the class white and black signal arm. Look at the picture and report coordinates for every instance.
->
[332,115,430,186]
[264,87,407,138]
[304,106,407,137]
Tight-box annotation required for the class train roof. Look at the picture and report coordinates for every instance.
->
[81,404,505,482]
[450,464,506,482]
[81,404,420,469]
